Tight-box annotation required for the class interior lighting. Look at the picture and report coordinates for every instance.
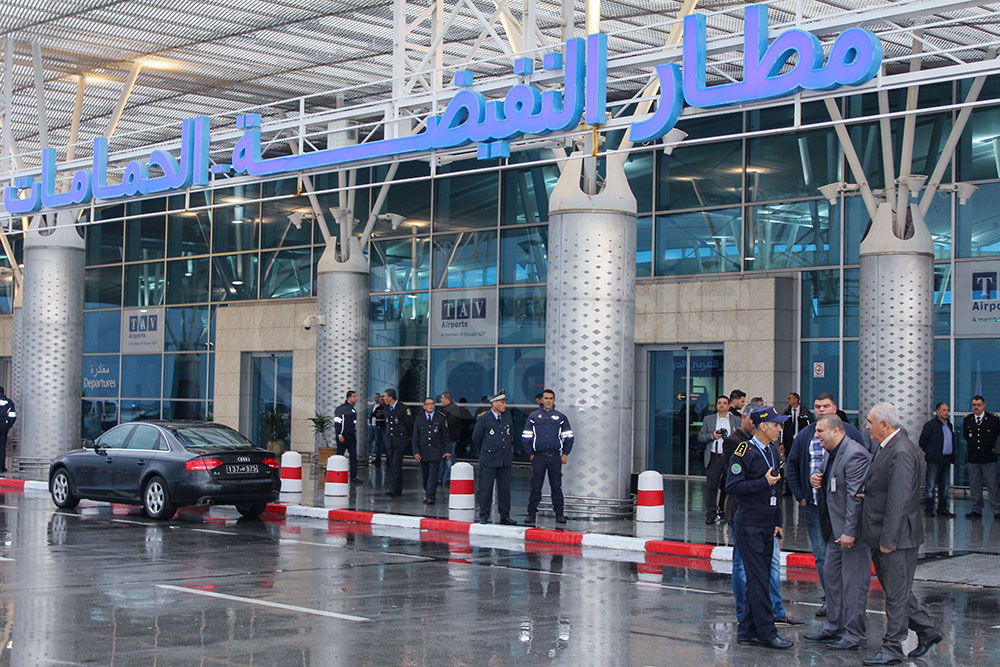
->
[231,219,244,225]
[143,59,173,70]
[232,280,244,286]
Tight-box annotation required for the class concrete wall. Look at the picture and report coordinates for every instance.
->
[214,300,318,453]
[0,315,12,356]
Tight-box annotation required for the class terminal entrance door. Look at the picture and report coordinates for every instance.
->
[242,352,293,450]
[647,346,725,476]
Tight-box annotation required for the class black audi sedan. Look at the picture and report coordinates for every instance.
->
[48,421,280,520]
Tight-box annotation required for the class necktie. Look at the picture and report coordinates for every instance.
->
[427,413,431,421]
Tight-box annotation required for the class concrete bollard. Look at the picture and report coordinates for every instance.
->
[636,470,665,522]
[449,462,475,510]
[324,454,349,496]
[279,451,303,493]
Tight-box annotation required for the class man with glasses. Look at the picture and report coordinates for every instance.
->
[412,397,450,505]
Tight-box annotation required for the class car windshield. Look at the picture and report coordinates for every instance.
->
[172,426,256,450]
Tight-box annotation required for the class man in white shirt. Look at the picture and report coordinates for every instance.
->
[699,395,741,524]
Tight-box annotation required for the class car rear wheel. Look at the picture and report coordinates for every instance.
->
[235,501,268,518]
[50,469,80,509]
[143,476,176,520]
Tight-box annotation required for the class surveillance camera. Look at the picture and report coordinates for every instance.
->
[818,182,842,206]
[302,314,325,331]
[956,182,978,206]
[377,213,405,230]
[662,128,688,156]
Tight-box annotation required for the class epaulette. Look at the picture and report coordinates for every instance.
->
[735,441,748,457]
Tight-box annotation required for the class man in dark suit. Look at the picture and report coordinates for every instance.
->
[472,390,516,525]
[782,392,813,453]
[383,388,412,498]
[804,414,872,650]
[860,403,941,665]
[698,395,741,524]
[918,402,955,517]
[961,395,1000,520]
[412,397,450,505]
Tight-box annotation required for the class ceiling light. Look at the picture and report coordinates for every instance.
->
[232,280,244,286]
[184,271,192,277]
[231,219,243,225]
[84,74,117,85]
[143,59,173,70]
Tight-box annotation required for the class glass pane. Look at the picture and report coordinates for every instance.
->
[211,253,258,301]
[844,196,869,266]
[163,401,208,421]
[261,247,312,299]
[637,216,652,277]
[166,209,211,257]
[430,348,496,405]
[843,340,858,412]
[369,293,429,347]
[124,205,165,262]
[165,257,210,304]
[934,263,952,335]
[800,341,841,406]
[844,268,859,337]
[432,231,497,288]
[163,353,208,399]
[497,347,544,406]
[626,150,654,213]
[373,161,431,228]
[370,237,431,291]
[164,307,210,351]
[802,270,841,338]
[212,185,261,252]
[85,266,122,309]
[84,310,121,353]
[82,400,118,438]
[654,208,741,275]
[501,150,559,225]
[957,181,1000,257]
[747,129,839,202]
[500,226,547,284]
[261,178,314,248]
[506,407,533,463]
[120,354,162,398]
[127,424,162,449]
[499,286,546,345]
[648,350,687,475]
[657,140,742,211]
[87,205,124,265]
[747,199,838,270]
[369,348,428,403]
[434,162,498,232]
[120,400,160,423]
[687,350,726,478]
[123,262,164,307]
[82,354,120,398]
[955,338,1000,406]
[934,339,950,410]
[958,90,1000,181]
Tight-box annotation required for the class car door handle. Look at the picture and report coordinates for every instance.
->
[136,460,145,466]
[106,458,114,464]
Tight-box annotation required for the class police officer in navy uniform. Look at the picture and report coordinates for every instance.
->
[472,390,516,525]
[333,391,360,483]
[0,387,14,473]
[383,388,412,497]
[725,406,794,650]
[522,388,574,525]
[412,397,450,504]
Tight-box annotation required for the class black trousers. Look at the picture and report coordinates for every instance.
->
[420,459,441,501]
[0,426,8,471]
[387,445,406,495]
[705,453,726,520]
[336,434,357,480]
[527,453,563,517]
[478,465,511,521]
[871,547,938,658]
[734,521,778,643]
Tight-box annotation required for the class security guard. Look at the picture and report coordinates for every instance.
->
[383,388,412,497]
[333,391,360,483]
[725,406,794,650]
[522,388,574,525]
[0,387,13,473]
[472,390,516,525]
[412,397,450,504]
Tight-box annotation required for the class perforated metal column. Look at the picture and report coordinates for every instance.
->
[546,155,637,515]
[316,237,369,450]
[10,298,22,448]
[858,203,934,439]
[18,214,85,473]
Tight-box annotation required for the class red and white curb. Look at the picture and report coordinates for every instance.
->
[0,478,48,492]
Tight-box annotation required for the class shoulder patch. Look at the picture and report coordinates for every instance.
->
[730,463,742,475]
[735,441,748,457]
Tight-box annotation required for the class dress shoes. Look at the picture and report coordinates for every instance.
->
[803,631,840,642]
[775,613,803,626]
[862,651,901,665]
[966,510,982,519]
[937,509,955,517]
[815,605,827,618]
[524,515,536,526]
[705,516,718,525]
[426,499,436,505]
[385,491,399,498]
[907,633,943,658]
[350,477,362,484]
[499,517,518,526]
[555,515,567,524]
[826,639,862,651]
[761,636,793,650]
[736,637,762,646]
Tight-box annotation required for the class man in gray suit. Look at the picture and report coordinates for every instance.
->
[860,403,942,666]
[804,414,872,650]
[699,395,741,524]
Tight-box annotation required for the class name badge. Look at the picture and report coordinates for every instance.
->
[831,477,837,493]
[770,496,777,506]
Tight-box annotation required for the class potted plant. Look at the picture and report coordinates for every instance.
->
[309,412,336,465]
[261,402,289,457]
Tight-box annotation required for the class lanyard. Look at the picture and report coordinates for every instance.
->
[752,439,774,470]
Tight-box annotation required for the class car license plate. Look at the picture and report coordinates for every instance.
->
[225,464,258,475]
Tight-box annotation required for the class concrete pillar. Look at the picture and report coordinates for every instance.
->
[10,285,22,456]
[858,202,934,438]
[315,236,368,452]
[546,154,636,516]
[17,212,85,474]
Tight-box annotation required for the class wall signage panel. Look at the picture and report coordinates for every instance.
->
[430,289,497,346]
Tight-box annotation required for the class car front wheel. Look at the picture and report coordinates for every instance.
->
[235,501,268,518]
[142,476,176,520]
[50,469,80,509]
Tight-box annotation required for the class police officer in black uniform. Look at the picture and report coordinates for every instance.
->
[384,388,412,497]
[333,391,360,483]
[725,406,794,650]
[0,387,14,472]
[472,390,516,525]
[522,388,574,525]
[412,397,450,504]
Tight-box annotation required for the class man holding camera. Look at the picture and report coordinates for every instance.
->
[700,395,742,525]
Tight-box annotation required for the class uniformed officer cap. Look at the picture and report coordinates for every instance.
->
[751,406,789,426]
[489,390,507,402]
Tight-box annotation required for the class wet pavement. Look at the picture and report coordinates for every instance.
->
[0,476,997,664]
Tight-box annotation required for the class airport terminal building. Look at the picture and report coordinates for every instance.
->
[1,0,999,507]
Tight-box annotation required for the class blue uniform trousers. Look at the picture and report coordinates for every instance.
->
[730,524,787,620]
[527,453,563,517]
[420,459,440,501]
[336,434,357,480]
[734,521,779,643]
[478,465,511,521]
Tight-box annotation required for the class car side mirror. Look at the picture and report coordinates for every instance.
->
[83,438,95,450]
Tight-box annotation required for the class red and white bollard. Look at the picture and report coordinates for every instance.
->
[279,451,303,493]
[636,470,665,522]
[449,462,475,511]
[324,454,349,496]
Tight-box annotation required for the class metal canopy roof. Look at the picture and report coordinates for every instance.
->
[1,0,1000,174]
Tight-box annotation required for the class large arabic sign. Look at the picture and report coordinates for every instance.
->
[4,4,882,216]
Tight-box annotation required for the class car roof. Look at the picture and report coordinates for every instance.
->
[126,420,231,429]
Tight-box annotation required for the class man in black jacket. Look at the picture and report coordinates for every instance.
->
[781,392,813,453]
[412,397,450,504]
[918,402,955,517]
[333,391,360,483]
[962,395,1000,519]
[0,387,14,473]
[383,388,412,497]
